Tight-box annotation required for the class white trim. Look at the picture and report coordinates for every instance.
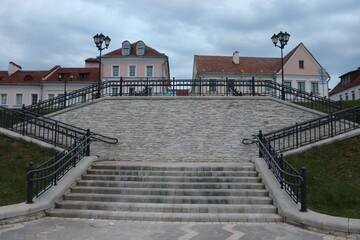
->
[111,65,120,77]
[30,93,38,105]
[128,65,137,77]
[0,93,7,106]
[145,65,154,77]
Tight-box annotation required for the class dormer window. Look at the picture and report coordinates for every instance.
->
[24,74,33,81]
[341,75,350,86]
[122,40,131,55]
[136,41,145,56]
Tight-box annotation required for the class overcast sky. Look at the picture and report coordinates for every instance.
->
[1,0,359,88]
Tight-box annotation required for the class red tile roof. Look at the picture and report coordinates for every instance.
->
[0,67,98,84]
[104,41,166,57]
[194,43,302,75]
[330,68,360,95]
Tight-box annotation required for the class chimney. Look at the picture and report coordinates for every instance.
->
[233,51,239,64]
[8,61,22,76]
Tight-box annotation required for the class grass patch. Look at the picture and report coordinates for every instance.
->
[286,135,360,219]
[339,99,360,107]
[0,134,56,206]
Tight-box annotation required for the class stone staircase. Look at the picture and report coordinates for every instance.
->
[48,162,282,222]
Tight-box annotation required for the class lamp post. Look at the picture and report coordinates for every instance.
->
[271,31,290,100]
[93,33,111,99]
[58,73,73,107]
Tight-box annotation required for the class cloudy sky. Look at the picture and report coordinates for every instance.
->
[1,0,359,88]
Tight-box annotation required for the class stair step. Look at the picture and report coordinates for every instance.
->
[75,180,265,189]
[63,193,271,204]
[70,186,270,197]
[90,165,255,172]
[81,174,261,183]
[55,201,277,213]
[48,209,282,222]
[86,169,258,177]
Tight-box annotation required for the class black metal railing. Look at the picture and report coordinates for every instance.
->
[264,105,360,152]
[256,130,307,212]
[26,131,92,203]
[22,78,348,115]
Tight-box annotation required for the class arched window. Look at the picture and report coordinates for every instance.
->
[122,40,131,55]
[136,41,145,56]
[24,74,34,81]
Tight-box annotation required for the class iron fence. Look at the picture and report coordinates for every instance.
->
[23,78,347,115]
[264,105,360,152]
[256,130,307,212]
[26,132,92,203]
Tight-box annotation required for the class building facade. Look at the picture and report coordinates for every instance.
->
[329,67,360,101]
[192,43,330,97]
[0,62,98,108]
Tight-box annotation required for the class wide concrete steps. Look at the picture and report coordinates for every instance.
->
[48,162,282,222]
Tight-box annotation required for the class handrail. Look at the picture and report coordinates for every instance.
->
[264,105,360,152]
[21,78,349,115]
[20,107,118,144]
[255,131,307,212]
[26,132,92,203]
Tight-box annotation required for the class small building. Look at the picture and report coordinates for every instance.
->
[0,62,98,108]
[192,43,329,97]
[329,67,360,101]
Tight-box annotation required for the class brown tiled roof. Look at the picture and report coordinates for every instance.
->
[0,67,98,84]
[329,68,360,95]
[104,41,166,57]
[45,67,99,83]
[85,58,98,63]
[0,70,47,84]
[194,43,302,75]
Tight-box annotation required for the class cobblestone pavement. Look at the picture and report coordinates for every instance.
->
[0,217,358,240]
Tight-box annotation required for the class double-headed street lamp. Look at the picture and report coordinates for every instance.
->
[271,31,290,101]
[93,33,111,98]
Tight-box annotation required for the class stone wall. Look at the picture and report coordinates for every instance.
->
[50,97,322,162]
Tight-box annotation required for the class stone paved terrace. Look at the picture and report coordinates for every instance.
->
[50,96,322,162]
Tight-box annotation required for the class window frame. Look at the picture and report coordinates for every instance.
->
[0,93,7,105]
[31,93,38,105]
[136,41,145,56]
[128,65,137,77]
[145,65,154,77]
[15,93,23,106]
[297,81,305,92]
[311,82,319,94]
[112,65,120,77]
[299,60,304,69]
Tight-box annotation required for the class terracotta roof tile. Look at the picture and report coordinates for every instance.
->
[45,67,99,83]
[104,41,166,57]
[0,70,47,84]
[330,68,360,95]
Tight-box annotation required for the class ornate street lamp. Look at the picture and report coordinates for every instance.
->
[271,31,290,100]
[93,33,111,98]
[58,73,73,107]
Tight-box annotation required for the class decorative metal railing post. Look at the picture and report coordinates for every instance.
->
[258,130,263,157]
[120,77,123,96]
[199,78,202,96]
[54,121,58,147]
[295,122,299,148]
[63,92,67,108]
[146,78,150,96]
[86,129,91,156]
[252,76,256,96]
[26,162,34,204]
[300,167,307,212]
[279,154,284,189]
[172,77,175,96]
[330,112,334,137]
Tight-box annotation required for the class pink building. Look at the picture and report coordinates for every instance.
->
[86,40,170,81]
[193,43,330,97]
[0,62,98,108]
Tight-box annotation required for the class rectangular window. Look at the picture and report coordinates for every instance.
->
[112,65,120,77]
[341,75,350,86]
[129,65,136,77]
[265,80,273,92]
[1,94,7,105]
[297,82,305,92]
[31,94,38,105]
[112,88,118,96]
[209,79,217,92]
[15,94,23,106]
[48,94,55,99]
[146,66,153,77]
[284,81,292,88]
[345,93,348,100]
[352,91,355,100]
[339,95,342,100]
[311,82,319,94]
[299,60,304,69]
